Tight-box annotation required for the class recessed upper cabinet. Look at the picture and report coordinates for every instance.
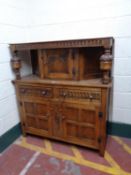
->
[38,47,105,81]
[10,37,114,84]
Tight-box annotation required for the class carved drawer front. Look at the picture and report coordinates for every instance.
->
[19,85,53,99]
[57,87,101,103]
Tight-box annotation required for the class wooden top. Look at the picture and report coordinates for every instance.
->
[14,75,112,88]
[10,37,114,51]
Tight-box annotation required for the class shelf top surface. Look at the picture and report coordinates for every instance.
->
[14,75,112,88]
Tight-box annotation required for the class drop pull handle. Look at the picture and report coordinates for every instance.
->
[61,116,66,120]
[20,88,26,93]
[41,90,47,95]
[44,113,50,120]
[62,92,67,97]
[89,95,93,101]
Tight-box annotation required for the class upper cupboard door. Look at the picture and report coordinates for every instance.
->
[38,49,76,80]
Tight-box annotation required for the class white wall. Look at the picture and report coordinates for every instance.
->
[0,0,131,136]
[26,0,131,125]
[0,0,30,136]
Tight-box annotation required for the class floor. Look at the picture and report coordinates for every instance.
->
[0,135,131,175]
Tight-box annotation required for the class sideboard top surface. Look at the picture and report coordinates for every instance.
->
[14,75,112,88]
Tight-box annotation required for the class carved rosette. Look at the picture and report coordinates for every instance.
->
[11,51,21,79]
[100,48,113,84]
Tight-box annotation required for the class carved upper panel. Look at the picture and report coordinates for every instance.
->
[10,37,114,51]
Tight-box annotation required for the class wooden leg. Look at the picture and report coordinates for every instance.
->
[99,137,106,156]
[21,123,27,137]
[22,131,27,137]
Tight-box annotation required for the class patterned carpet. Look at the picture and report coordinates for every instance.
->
[0,135,131,175]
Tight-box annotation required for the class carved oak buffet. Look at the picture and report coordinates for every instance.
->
[10,37,114,156]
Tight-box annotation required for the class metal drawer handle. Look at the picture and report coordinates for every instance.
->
[41,90,47,95]
[89,95,93,101]
[62,116,66,120]
[62,92,67,97]
[20,88,26,93]
[45,113,50,120]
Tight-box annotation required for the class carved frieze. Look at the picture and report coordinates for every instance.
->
[10,37,114,51]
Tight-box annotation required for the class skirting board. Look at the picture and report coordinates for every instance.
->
[0,123,21,153]
[0,122,131,153]
[107,121,131,138]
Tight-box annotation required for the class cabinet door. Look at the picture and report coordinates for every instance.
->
[23,101,52,136]
[39,49,74,80]
[63,103,100,148]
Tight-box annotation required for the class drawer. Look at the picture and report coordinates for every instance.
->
[56,87,101,103]
[19,85,53,99]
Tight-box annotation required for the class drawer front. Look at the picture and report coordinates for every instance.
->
[19,85,53,99]
[56,87,101,104]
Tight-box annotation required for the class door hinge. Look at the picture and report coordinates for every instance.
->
[99,112,103,118]
[72,67,76,78]
[72,49,77,59]
[98,137,102,143]
[22,122,25,127]
[19,101,23,106]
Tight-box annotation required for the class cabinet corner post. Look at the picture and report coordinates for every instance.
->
[11,50,21,80]
[100,47,113,84]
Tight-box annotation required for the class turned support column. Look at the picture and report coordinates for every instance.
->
[100,48,113,84]
[11,51,21,79]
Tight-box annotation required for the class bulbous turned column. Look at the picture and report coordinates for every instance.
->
[11,51,21,79]
[100,48,113,84]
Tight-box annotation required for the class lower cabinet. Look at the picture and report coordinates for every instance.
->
[18,84,109,156]
[21,100,101,150]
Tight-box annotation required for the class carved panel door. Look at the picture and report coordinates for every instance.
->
[23,101,52,136]
[62,103,100,148]
[39,49,74,80]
